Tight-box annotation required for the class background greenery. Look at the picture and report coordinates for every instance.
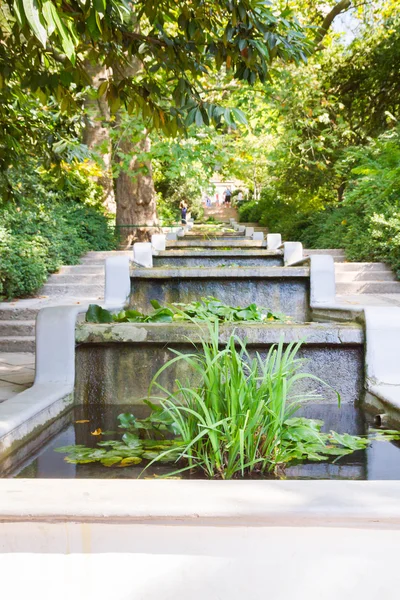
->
[236,6,400,273]
[0,161,115,299]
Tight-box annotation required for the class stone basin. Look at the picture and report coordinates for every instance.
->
[153,249,283,267]
[129,266,310,321]
[75,321,364,405]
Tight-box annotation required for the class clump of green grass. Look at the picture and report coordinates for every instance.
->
[145,324,367,479]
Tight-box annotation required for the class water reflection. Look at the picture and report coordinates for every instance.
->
[9,403,400,480]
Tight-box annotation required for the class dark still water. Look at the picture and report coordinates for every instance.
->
[7,403,400,480]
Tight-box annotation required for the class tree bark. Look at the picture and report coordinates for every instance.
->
[114,130,159,247]
[314,0,352,46]
[82,62,116,213]
[112,54,159,246]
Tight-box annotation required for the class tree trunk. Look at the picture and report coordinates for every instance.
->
[112,53,159,247]
[337,181,346,202]
[114,131,159,247]
[82,63,116,213]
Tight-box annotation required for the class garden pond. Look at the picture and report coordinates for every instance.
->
[5,403,400,481]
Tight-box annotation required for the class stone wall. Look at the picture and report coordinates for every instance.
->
[129,267,310,321]
[75,322,364,406]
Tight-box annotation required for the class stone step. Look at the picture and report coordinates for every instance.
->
[336,281,400,294]
[58,265,105,274]
[77,259,106,265]
[39,283,104,297]
[0,336,36,352]
[0,320,35,336]
[0,307,40,321]
[46,273,103,284]
[305,249,346,255]
[305,249,346,263]
[335,262,392,272]
[83,251,132,259]
[335,271,396,283]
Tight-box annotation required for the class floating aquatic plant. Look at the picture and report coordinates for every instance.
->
[85,297,291,324]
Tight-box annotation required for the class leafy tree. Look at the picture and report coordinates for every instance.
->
[1,0,314,241]
[235,4,400,239]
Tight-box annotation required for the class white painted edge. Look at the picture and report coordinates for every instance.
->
[267,233,282,250]
[104,255,131,304]
[307,256,400,415]
[309,254,336,306]
[245,227,254,237]
[1,479,400,526]
[151,234,166,253]
[283,241,303,266]
[0,257,131,455]
[133,242,153,268]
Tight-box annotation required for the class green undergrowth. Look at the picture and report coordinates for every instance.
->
[0,161,115,299]
[56,325,399,479]
[85,297,291,324]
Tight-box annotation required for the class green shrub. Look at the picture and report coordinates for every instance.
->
[239,127,400,278]
[298,127,400,274]
[238,200,261,223]
[0,161,116,299]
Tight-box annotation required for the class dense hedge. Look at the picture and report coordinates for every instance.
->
[0,161,116,299]
[239,127,400,277]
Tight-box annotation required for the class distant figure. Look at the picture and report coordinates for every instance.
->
[180,200,188,224]
[237,191,244,202]
[224,187,232,206]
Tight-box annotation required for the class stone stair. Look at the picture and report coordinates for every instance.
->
[204,205,239,223]
[335,262,400,294]
[304,249,347,263]
[304,249,400,294]
[0,251,131,353]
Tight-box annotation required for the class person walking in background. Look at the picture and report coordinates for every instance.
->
[180,200,188,224]
[224,187,232,206]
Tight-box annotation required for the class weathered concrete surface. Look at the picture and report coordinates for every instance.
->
[154,249,283,267]
[182,234,247,240]
[167,239,266,248]
[131,266,308,279]
[129,266,310,322]
[2,480,400,600]
[75,322,364,405]
[76,321,364,346]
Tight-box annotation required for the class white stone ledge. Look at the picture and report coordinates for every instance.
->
[0,480,400,527]
[0,257,131,456]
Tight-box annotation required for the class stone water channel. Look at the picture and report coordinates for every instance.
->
[2,225,400,479]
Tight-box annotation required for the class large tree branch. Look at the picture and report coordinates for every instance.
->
[314,0,352,45]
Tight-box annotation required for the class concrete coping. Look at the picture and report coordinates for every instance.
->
[1,479,400,525]
[129,266,310,279]
[155,249,283,257]
[75,321,364,346]
[166,240,267,248]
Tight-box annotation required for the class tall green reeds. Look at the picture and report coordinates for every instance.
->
[148,322,343,479]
